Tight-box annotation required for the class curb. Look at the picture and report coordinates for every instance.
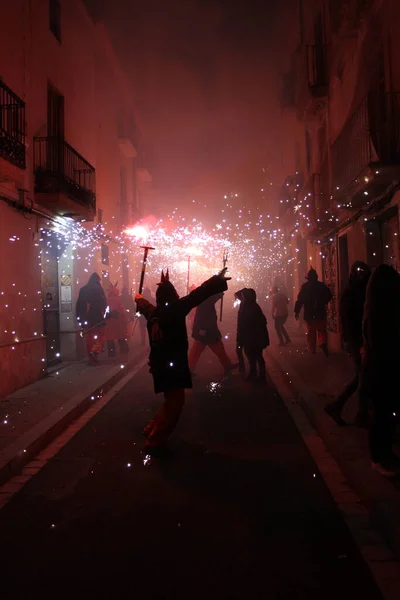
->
[266,346,400,563]
[0,350,146,486]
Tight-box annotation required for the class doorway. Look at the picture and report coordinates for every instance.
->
[41,230,61,365]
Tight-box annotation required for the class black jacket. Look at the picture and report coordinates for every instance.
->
[76,277,107,328]
[237,299,269,351]
[137,275,228,393]
[294,281,332,321]
[339,281,367,348]
[192,293,223,345]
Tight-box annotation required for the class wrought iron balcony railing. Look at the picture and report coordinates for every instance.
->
[331,91,400,200]
[0,80,26,169]
[34,137,96,211]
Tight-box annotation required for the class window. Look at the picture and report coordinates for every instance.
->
[49,0,61,43]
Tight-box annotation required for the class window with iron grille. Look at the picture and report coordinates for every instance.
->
[49,0,61,43]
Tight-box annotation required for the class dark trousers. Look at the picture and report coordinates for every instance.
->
[244,348,266,380]
[274,316,290,344]
[331,347,367,415]
[236,346,245,373]
[107,339,129,357]
[367,367,397,463]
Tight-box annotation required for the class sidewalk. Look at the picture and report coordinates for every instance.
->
[267,320,400,560]
[0,340,147,485]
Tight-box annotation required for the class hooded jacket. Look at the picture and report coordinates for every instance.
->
[192,293,223,345]
[136,274,228,394]
[237,288,269,350]
[363,264,400,368]
[294,269,332,321]
[339,262,370,348]
[76,273,107,328]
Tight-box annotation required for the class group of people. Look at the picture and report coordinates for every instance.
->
[76,261,400,475]
[283,262,400,478]
[324,261,400,478]
[76,273,148,366]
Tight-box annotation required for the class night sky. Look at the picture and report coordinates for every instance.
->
[84,0,281,199]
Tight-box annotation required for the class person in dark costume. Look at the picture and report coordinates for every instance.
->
[234,289,246,373]
[294,268,332,356]
[137,287,154,346]
[136,267,231,453]
[325,261,371,426]
[236,288,269,382]
[188,291,236,375]
[76,273,107,366]
[271,285,291,346]
[361,264,400,477]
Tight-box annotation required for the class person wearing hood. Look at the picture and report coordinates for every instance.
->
[271,285,290,346]
[294,268,332,356]
[136,267,231,453]
[234,289,246,373]
[76,273,107,366]
[236,288,269,382]
[188,290,236,375]
[105,283,129,357]
[361,264,400,477]
[325,262,371,426]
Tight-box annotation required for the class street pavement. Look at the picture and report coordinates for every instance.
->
[0,350,386,599]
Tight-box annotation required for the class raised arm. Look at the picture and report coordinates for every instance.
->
[175,269,230,317]
[136,297,156,321]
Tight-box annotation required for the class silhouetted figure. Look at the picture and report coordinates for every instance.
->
[271,285,290,346]
[106,283,129,357]
[188,291,235,375]
[76,273,107,366]
[294,268,332,356]
[136,268,231,454]
[361,264,400,477]
[234,289,246,373]
[138,287,154,346]
[325,262,371,426]
[237,288,269,383]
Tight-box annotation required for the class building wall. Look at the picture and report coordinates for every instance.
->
[0,0,148,396]
[276,0,400,351]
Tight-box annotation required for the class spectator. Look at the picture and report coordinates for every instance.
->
[188,291,236,376]
[105,283,129,357]
[271,285,290,346]
[325,262,371,426]
[361,264,400,477]
[294,268,332,356]
[237,288,269,383]
[76,273,107,366]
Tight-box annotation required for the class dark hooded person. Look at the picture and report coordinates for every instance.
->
[325,261,371,426]
[294,268,332,356]
[76,273,107,366]
[234,289,246,373]
[361,264,400,477]
[188,291,236,375]
[271,285,290,346]
[236,288,269,382]
[136,267,231,454]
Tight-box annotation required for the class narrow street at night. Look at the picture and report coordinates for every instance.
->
[0,352,387,600]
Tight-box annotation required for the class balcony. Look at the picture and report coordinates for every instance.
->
[331,91,400,210]
[295,44,327,122]
[0,80,26,172]
[34,137,96,220]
